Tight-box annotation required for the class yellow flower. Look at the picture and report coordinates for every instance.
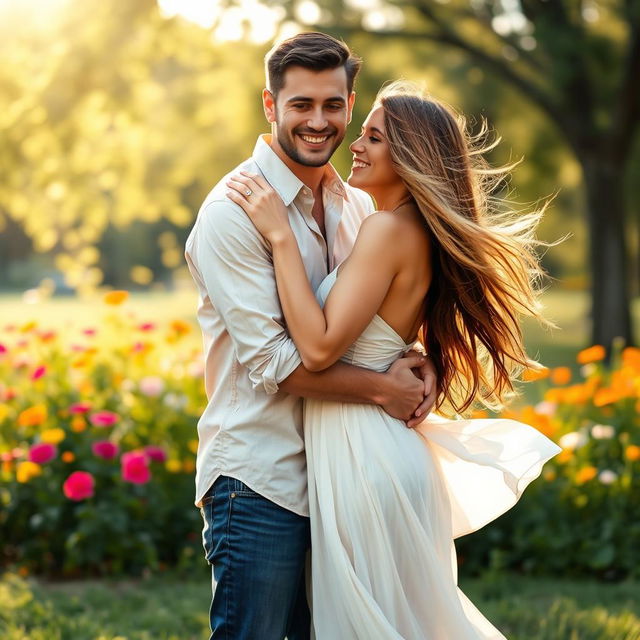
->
[20,321,37,333]
[543,469,556,482]
[104,290,129,305]
[625,445,640,462]
[41,428,66,444]
[16,461,42,483]
[575,466,597,484]
[577,345,606,365]
[0,404,10,421]
[165,459,182,473]
[470,409,489,419]
[551,367,572,386]
[170,320,191,336]
[61,451,75,463]
[71,416,87,432]
[188,439,199,454]
[18,405,47,427]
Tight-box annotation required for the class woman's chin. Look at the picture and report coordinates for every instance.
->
[347,172,363,188]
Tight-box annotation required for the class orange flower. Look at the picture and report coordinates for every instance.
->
[165,459,182,473]
[577,345,606,365]
[556,449,573,464]
[594,387,626,407]
[575,466,597,484]
[522,367,549,382]
[551,367,572,386]
[170,320,191,336]
[182,459,196,473]
[18,404,47,427]
[543,469,556,482]
[71,416,87,433]
[622,347,640,371]
[104,290,129,305]
[625,445,640,462]
[61,451,75,463]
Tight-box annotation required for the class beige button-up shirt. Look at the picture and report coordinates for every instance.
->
[185,135,374,515]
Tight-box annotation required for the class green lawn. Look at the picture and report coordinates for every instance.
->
[1,571,639,639]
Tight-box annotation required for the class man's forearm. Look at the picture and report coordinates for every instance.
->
[279,362,386,405]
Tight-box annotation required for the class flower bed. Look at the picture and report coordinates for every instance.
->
[0,292,207,576]
[1,293,639,577]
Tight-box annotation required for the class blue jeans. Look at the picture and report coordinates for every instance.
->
[200,476,311,640]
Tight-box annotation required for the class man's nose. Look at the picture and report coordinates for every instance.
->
[307,108,328,131]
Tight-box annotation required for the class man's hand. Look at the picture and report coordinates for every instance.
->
[379,356,427,422]
[406,355,438,428]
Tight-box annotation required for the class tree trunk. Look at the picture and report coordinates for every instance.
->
[580,153,634,348]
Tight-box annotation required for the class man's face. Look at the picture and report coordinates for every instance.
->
[263,66,355,168]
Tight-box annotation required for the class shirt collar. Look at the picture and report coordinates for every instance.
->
[252,135,349,206]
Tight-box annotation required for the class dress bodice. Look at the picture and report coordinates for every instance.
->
[314,268,414,373]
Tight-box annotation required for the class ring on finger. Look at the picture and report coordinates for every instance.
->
[245,188,252,196]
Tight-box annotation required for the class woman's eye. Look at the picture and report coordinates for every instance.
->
[369,136,380,143]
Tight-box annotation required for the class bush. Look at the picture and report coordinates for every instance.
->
[457,343,640,579]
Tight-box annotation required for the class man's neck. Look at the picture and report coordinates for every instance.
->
[269,138,326,193]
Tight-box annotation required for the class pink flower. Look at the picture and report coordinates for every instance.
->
[92,440,119,460]
[121,451,151,484]
[137,322,155,332]
[144,445,167,463]
[89,411,120,427]
[83,328,96,336]
[28,443,57,464]
[0,343,7,355]
[63,471,95,501]
[69,402,91,414]
[139,376,165,397]
[31,365,47,380]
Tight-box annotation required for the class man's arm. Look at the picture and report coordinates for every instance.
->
[280,356,428,422]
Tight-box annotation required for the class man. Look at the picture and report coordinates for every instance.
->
[184,32,437,640]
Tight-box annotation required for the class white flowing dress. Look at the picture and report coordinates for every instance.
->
[304,268,561,639]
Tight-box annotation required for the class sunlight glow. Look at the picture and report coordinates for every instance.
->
[157,0,286,43]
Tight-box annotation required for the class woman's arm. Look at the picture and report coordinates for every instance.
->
[227,172,403,372]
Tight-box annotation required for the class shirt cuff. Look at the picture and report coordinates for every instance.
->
[250,342,302,395]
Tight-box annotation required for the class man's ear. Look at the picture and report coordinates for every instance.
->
[263,88,276,124]
[347,91,356,124]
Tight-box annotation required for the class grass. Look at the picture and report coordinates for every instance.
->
[1,571,639,639]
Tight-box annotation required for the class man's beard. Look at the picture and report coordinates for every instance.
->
[275,122,344,167]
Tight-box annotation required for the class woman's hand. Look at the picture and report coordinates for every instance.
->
[226,171,292,244]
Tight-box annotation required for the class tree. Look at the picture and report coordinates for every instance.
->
[264,0,639,347]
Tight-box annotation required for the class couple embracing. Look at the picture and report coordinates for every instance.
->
[185,31,560,640]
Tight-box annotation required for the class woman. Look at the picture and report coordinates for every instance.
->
[227,82,560,639]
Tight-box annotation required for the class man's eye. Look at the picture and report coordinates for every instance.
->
[326,104,343,111]
[292,104,308,109]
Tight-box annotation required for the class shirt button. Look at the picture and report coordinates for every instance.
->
[230,492,236,499]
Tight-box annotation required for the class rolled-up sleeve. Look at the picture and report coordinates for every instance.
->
[189,199,302,394]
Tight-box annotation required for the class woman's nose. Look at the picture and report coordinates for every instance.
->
[349,137,364,153]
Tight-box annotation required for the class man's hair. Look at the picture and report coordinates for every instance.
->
[265,32,361,96]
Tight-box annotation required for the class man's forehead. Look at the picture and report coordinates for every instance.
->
[278,65,349,99]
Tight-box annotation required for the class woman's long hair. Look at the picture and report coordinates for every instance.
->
[378,81,550,414]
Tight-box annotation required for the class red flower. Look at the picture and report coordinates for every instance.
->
[144,445,167,463]
[69,402,91,414]
[89,411,120,427]
[0,343,7,354]
[92,440,119,460]
[28,443,57,464]
[137,322,156,332]
[31,365,47,380]
[121,451,151,484]
[63,471,95,501]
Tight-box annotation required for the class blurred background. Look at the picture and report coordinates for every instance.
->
[1,1,640,638]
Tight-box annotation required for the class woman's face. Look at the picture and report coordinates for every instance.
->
[347,106,402,196]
